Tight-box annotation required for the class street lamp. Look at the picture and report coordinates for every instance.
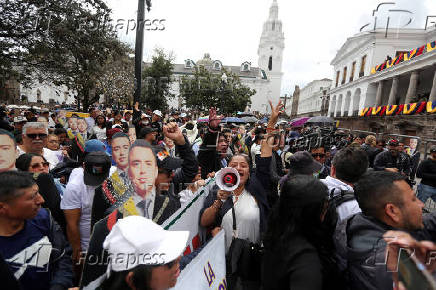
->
[220,73,228,114]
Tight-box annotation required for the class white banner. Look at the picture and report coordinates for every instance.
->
[162,180,214,255]
[172,230,227,290]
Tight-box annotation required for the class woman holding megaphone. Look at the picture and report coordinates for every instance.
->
[200,101,283,290]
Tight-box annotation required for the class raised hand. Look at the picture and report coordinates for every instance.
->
[163,122,185,145]
[209,107,222,129]
[268,100,284,126]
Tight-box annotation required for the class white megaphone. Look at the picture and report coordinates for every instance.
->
[216,167,240,192]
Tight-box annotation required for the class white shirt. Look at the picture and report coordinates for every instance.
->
[250,143,261,168]
[92,126,106,141]
[132,189,156,219]
[60,168,98,251]
[321,176,361,221]
[221,190,260,253]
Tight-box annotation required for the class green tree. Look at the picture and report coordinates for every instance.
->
[141,48,175,111]
[0,0,128,110]
[96,47,135,108]
[179,66,255,115]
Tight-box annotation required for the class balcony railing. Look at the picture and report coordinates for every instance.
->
[330,112,334,117]
[343,111,349,117]
[352,110,359,117]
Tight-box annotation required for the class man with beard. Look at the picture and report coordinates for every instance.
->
[374,139,411,180]
[81,140,181,289]
[334,171,424,290]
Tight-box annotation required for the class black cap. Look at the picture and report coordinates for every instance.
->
[153,146,183,170]
[288,151,322,175]
[84,152,111,186]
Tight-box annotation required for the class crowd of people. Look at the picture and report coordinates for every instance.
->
[0,100,436,290]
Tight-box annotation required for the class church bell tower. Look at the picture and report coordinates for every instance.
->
[257,0,285,109]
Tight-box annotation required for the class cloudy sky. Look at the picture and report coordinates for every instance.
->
[106,0,436,96]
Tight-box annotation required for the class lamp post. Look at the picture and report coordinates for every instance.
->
[133,0,152,105]
[220,73,228,114]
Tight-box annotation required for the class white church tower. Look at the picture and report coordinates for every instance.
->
[257,0,285,111]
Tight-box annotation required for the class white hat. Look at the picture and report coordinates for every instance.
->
[14,116,27,123]
[103,216,189,272]
[180,113,187,118]
[141,113,150,119]
[153,110,163,118]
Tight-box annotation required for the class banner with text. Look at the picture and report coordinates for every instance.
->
[172,230,227,290]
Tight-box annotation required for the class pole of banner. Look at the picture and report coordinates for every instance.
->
[133,0,152,104]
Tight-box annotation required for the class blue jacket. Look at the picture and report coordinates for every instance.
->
[0,208,73,290]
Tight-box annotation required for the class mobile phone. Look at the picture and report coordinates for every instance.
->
[398,249,436,290]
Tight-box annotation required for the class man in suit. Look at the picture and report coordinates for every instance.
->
[81,139,180,289]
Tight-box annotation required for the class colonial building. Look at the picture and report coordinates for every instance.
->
[328,27,436,139]
[296,78,331,117]
[166,0,285,113]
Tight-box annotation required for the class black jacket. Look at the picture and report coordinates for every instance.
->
[334,213,394,290]
[81,194,179,289]
[262,235,323,290]
[373,151,411,176]
[361,144,379,168]
[416,159,436,188]
[198,129,227,179]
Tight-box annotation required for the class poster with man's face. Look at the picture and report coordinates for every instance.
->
[77,118,88,134]
[0,134,18,173]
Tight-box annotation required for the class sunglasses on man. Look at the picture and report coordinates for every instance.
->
[26,133,48,139]
[312,153,326,158]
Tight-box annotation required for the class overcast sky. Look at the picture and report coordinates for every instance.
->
[106,0,436,96]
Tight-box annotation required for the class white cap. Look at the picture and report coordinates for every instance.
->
[14,116,27,123]
[153,110,163,118]
[103,216,189,273]
[180,113,187,118]
[141,113,150,119]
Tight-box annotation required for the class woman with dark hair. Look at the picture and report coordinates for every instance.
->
[92,114,107,141]
[100,216,188,290]
[15,153,67,233]
[16,153,50,173]
[107,110,129,133]
[262,175,330,290]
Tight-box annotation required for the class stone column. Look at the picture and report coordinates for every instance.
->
[387,76,399,105]
[375,81,384,106]
[405,71,419,104]
[429,70,436,102]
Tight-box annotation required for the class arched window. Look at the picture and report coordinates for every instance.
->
[268,56,273,71]
[37,89,42,102]
[214,62,221,70]
[272,21,275,31]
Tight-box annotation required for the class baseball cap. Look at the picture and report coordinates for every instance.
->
[84,139,107,153]
[154,146,183,170]
[288,151,322,175]
[83,151,111,186]
[180,113,187,118]
[153,110,163,118]
[103,215,189,272]
[430,146,436,153]
[387,139,399,146]
[14,116,27,123]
